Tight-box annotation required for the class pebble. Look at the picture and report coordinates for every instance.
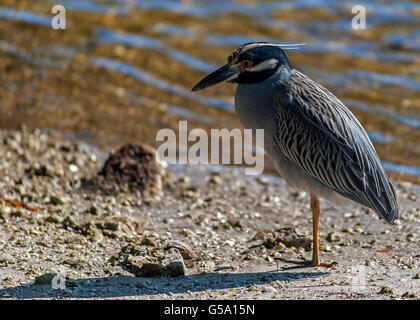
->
[262,286,277,293]
[0,254,16,263]
[224,240,236,247]
[402,292,416,298]
[45,214,62,224]
[326,232,341,242]
[69,164,78,173]
[35,272,59,285]
[199,261,216,272]
[379,286,394,294]
[164,240,196,259]
[50,196,67,206]
[215,263,233,271]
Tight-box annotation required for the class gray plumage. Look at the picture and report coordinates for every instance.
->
[236,68,399,223]
[192,42,399,226]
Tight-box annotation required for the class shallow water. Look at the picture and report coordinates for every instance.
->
[0,0,419,182]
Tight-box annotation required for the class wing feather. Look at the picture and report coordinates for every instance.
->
[273,71,399,222]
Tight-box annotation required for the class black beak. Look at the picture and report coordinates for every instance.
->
[191,64,239,91]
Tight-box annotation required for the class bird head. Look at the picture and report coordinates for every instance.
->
[191,42,304,91]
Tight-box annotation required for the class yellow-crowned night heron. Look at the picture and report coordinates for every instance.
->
[192,42,399,267]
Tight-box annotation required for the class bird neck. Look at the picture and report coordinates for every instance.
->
[234,64,292,85]
[273,64,293,83]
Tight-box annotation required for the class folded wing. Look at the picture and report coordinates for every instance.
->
[273,70,399,223]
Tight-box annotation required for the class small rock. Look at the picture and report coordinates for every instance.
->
[98,221,119,231]
[81,223,104,242]
[326,232,341,242]
[0,207,6,220]
[224,239,236,247]
[90,229,104,242]
[406,234,415,242]
[162,248,186,276]
[121,246,185,277]
[45,214,62,224]
[379,286,394,294]
[62,216,77,229]
[120,244,148,256]
[141,236,159,247]
[0,254,16,263]
[164,240,196,259]
[35,272,58,285]
[402,292,416,299]
[50,196,66,205]
[139,261,166,276]
[407,193,416,201]
[87,205,99,215]
[215,263,233,271]
[227,219,244,230]
[256,177,269,185]
[69,164,79,172]
[208,176,221,185]
[199,261,216,272]
[166,261,185,277]
[262,286,277,293]
[149,248,165,259]
[11,210,23,217]
[353,226,363,233]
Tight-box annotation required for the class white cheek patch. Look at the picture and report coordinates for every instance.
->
[248,58,278,72]
[226,73,239,81]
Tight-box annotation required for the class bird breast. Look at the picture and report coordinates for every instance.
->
[234,78,348,204]
[235,81,281,150]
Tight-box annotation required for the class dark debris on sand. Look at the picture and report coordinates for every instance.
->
[82,144,163,197]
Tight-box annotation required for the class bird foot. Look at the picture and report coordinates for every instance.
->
[316,262,338,268]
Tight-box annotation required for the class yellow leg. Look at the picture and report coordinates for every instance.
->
[310,194,320,266]
[275,194,337,269]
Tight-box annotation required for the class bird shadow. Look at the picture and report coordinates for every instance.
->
[0,269,329,299]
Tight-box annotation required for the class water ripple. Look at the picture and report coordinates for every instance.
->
[96,28,216,73]
[343,98,420,129]
[382,161,420,176]
[91,56,232,110]
[0,7,51,26]
[2,0,419,178]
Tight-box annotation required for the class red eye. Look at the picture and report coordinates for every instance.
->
[240,60,252,68]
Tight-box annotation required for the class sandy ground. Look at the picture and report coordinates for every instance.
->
[0,128,419,300]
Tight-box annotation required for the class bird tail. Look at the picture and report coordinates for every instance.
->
[365,178,399,224]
